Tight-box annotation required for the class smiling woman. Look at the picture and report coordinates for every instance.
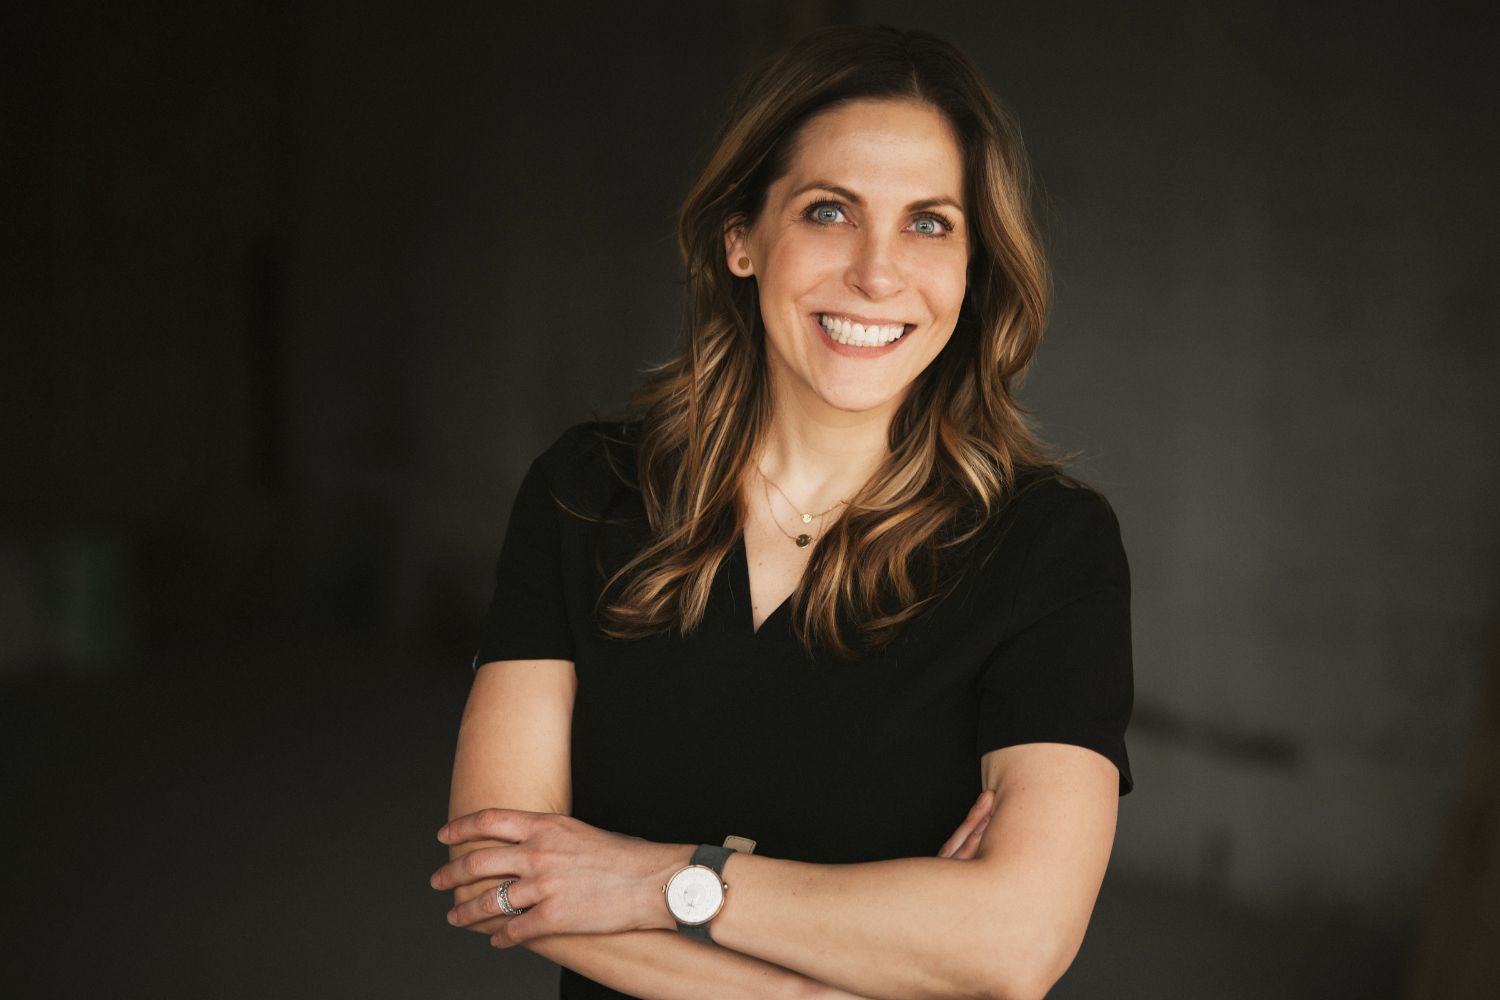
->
[436,23,1133,1000]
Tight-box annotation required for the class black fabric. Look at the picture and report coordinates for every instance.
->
[474,420,1134,1000]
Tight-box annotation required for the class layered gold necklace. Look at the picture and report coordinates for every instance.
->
[757,467,849,548]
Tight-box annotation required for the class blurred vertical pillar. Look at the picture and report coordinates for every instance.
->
[1406,587,1500,998]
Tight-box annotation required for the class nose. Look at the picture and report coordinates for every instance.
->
[844,230,904,300]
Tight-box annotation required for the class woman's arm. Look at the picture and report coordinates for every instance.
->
[443,738,1116,1000]
[695,742,1118,1000]
[449,660,951,1000]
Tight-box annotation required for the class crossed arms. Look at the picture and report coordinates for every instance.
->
[440,659,1118,1000]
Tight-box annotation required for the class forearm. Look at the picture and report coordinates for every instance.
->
[448,849,868,1000]
[675,749,1118,1000]
[523,929,872,1000]
[446,830,1034,1000]
[671,852,1045,1000]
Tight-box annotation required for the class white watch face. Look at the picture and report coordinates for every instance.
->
[666,865,725,925]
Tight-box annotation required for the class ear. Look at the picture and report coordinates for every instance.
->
[723,215,753,277]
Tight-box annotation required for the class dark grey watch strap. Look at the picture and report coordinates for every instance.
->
[676,843,735,941]
[693,842,736,871]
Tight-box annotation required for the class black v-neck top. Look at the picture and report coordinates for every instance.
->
[472,421,1134,1000]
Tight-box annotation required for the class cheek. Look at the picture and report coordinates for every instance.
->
[764,237,843,291]
[919,262,968,356]
[930,257,970,314]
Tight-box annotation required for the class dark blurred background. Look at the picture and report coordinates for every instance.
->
[4,1,1498,998]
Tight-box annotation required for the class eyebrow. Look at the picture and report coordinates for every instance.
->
[788,181,965,215]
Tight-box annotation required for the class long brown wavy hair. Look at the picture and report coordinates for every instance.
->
[599,24,1063,657]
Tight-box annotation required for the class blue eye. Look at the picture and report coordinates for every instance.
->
[911,216,948,236]
[808,203,845,224]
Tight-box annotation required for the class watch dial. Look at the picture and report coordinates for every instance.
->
[667,866,724,924]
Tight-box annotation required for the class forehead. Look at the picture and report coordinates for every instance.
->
[776,98,965,201]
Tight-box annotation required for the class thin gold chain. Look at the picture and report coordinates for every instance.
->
[756,467,849,547]
[757,466,848,520]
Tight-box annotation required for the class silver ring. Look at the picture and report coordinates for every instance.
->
[495,878,530,917]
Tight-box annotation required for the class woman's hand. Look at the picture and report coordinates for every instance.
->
[430,809,692,948]
[431,788,996,951]
[937,786,997,860]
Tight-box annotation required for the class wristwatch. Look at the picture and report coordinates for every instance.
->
[663,836,756,942]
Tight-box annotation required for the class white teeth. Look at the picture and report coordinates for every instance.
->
[817,314,907,346]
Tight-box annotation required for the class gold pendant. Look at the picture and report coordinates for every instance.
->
[795,533,811,547]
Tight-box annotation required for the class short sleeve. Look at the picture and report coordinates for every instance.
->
[976,487,1135,795]
[471,457,576,669]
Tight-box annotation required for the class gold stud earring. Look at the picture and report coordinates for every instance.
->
[737,256,751,271]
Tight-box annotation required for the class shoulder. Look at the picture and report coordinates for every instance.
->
[531,418,639,477]
[962,469,1120,557]
[956,469,1128,609]
[1007,471,1123,555]
[528,418,643,519]
[989,471,1130,622]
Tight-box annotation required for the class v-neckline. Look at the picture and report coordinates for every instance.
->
[732,534,793,638]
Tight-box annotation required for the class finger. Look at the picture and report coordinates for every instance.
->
[491,900,552,950]
[936,794,988,857]
[438,808,546,846]
[448,877,542,929]
[430,843,529,891]
[943,789,996,859]
[938,788,996,858]
[936,826,966,858]
[951,812,993,860]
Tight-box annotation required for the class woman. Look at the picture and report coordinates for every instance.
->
[431,23,1132,1000]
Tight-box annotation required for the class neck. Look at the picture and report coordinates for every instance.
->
[753,389,894,508]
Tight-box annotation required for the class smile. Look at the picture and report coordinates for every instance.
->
[816,313,912,347]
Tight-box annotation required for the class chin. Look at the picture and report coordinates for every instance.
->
[813,382,906,415]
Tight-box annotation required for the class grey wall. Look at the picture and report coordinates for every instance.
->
[8,1,1498,996]
[276,2,746,641]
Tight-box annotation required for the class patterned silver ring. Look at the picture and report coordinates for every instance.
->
[496,878,530,917]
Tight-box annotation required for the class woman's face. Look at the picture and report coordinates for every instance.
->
[727,98,970,422]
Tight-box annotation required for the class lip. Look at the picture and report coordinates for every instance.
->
[816,310,911,328]
[810,312,913,357]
